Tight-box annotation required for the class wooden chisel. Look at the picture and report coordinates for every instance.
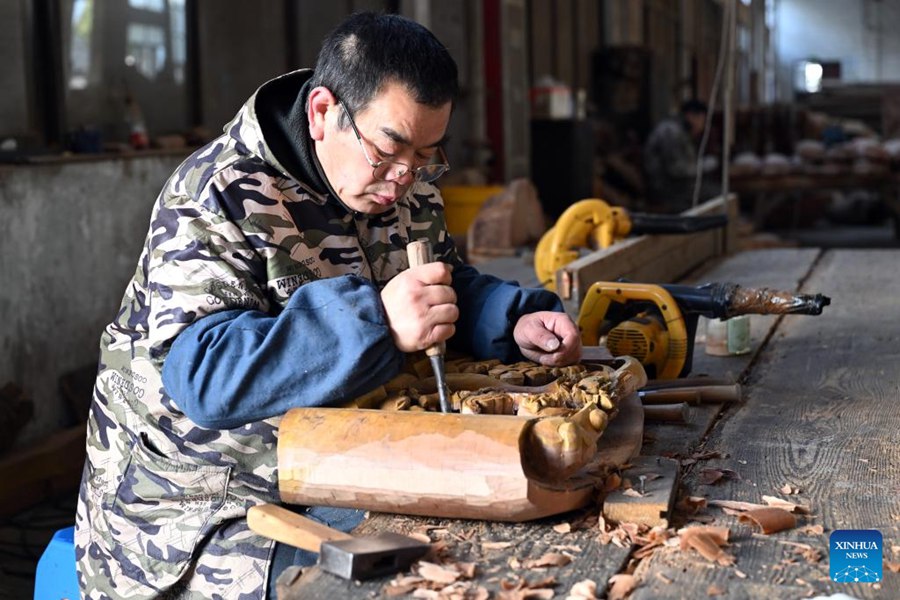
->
[406,239,452,413]
[638,383,741,404]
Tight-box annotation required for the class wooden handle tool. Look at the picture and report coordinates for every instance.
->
[406,239,452,413]
[643,402,689,423]
[639,383,742,404]
[247,503,429,580]
[247,503,351,553]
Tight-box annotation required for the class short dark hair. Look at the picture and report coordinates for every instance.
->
[311,12,459,126]
[680,99,708,115]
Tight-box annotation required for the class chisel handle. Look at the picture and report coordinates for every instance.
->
[639,389,700,405]
[643,403,688,423]
[406,239,445,357]
[406,238,434,269]
[247,503,351,553]
[641,384,742,404]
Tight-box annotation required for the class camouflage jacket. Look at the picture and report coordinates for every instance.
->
[75,70,559,599]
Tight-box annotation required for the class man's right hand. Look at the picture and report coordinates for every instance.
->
[380,263,458,352]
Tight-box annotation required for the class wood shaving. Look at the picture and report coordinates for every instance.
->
[606,574,637,600]
[632,526,673,560]
[738,507,797,534]
[734,568,748,578]
[416,561,462,584]
[427,539,450,559]
[677,496,708,514]
[707,583,726,596]
[457,562,477,578]
[553,523,572,534]
[565,579,598,599]
[523,552,572,569]
[470,586,491,600]
[408,532,432,544]
[498,575,557,600]
[779,483,800,495]
[761,495,810,514]
[498,590,554,600]
[708,499,764,512]
[698,468,739,485]
[795,545,822,564]
[708,497,810,515]
[655,572,673,584]
[797,524,824,536]
[679,526,735,566]
[482,541,514,550]
[623,488,644,498]
[383,576,426,596]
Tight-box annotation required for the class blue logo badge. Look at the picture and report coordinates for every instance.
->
[829,529,882,583]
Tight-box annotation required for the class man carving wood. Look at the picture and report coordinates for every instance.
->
[75,12,581,600]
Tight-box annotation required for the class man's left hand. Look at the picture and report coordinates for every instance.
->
[513,311,582,366]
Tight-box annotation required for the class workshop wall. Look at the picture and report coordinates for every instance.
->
[776,0,900,98]
[0,0,30,141]
[0,155,184,445]
[196,0,289,133]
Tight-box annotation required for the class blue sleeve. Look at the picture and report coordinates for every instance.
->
[449,264,564,362]
[161,275,404,430]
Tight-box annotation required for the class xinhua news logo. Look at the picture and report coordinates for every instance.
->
[829,529,882,583]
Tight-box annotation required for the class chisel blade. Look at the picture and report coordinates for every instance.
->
[429,354,452,413]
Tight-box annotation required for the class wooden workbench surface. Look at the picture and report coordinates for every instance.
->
[278,248,899,599]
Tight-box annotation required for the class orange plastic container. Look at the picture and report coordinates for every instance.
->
[440,185,504,235]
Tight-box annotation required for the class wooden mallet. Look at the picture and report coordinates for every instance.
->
[248,504,429,580]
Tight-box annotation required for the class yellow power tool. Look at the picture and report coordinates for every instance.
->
[534,199,728,291]
[577,281,831,379]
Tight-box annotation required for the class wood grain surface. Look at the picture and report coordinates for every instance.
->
[632,249,900,599]
[278,248,900,599]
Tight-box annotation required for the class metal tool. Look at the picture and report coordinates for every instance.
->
[638,383,742,405]
[247,504,429,580]
[577,280,831,379]
[534,198,728,290]
[406,239,452,413]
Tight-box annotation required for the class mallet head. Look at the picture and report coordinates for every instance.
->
[318,531,430,580]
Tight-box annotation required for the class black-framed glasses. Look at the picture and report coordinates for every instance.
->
[338,99,450,184]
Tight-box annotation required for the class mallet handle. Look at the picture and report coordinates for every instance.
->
[247,503,351,553]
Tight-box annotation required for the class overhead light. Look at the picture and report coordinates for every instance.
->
[795,60,823,93]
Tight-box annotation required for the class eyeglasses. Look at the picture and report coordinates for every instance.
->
[339,99,450,184]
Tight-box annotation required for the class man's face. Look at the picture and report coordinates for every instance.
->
[313,82,451,214]
[685,111,706,139]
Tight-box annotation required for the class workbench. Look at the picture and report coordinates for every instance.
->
[276,247,899,599]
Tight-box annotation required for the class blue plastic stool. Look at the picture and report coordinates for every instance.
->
[34,526,79,600]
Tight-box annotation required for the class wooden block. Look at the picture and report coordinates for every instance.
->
[602,456,679,527]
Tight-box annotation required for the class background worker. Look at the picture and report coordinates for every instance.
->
[75,11,580,600]
[643,98,721,213]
